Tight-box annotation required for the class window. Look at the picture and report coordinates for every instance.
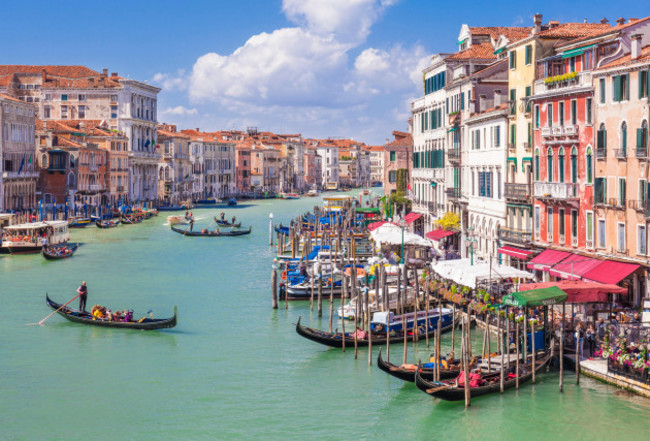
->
[559,208,565,239]
[621,121,628,156]
[571,210,578,240]
[640,179,648,206]
[617,223,626,252]
[79,94,86,101]
[586,98,593,125]
[558,147,565,183]
[509,50,516,69]
[569,57,576,73]
[594,177,606,204]
[495,125,501,147]
[547,207,553,239]
[570,100,577,125]
[78,105,86,119]
[44,93,52,101]
[547,103,553,127]
[535,149,540,181]
[509,89,516,115]
[598,219,606,248]
[619,177,626,207]
[110,95,118,102]
[639,225,647,255]
[586,212,593,246]
[525,45,532,65]
[43,105,51,119]
[510,124,516,147]
[597,124,607,154]
[547,147,553,182]
[110,105,118,119]
[534,206,540,233]
[639,121,649,154]
[390,151,396,161]
[559,102,565,126]
[612,74,629,102]
[61,94,68,101]
[61,105,68,119]
[599,78,606,103]
[570,146,577,183]
[525,86,531,113]
[535,105,540,128]
[640,70,649,99]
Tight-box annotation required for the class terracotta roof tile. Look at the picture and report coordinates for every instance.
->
[0,93,31,104]
[469,27,531,41]
[556,16,649,48]
[599,45,650,69]
[538,23,612,39]
[446,43,497,61]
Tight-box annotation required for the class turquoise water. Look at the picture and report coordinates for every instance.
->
[1,192,649,440]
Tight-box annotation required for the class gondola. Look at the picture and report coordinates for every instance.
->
[170,225,252,236]
[68,218,92,228]
[214,217,242,228]
[414,352,552,401]
[120,215,142,224]
[42,244,78,260]
[377,348,463,382]
[45,293,177,330]
[95,219,120,228]
[295,316,455,349]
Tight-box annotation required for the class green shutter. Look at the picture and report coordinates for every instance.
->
[614,76,621,102]
[626,74,630,100]
[638,128,644,149]
[640,71,645,99]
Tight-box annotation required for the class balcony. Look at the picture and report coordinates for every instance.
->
[563,125,578,136]
[533,182,579,201]
[448,113,460,126]
[446,187,461,199]
[541,127,552,138]
[534,71,592,94]
[552,126,563,136]
[615,149,627,160]
[608,198,625,209]
[558,234,565,245]
[636,147,648,159]
[448,148,461,163]
[596,147,607,159]
[523,142,531,151]
[504,183,531,203]
[498,227,532,246]
[163,152,173,159]
[571,236,578,247]
[116,185,125,192]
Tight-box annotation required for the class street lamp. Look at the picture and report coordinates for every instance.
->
[466,226,478,266]
[398,218,407,264]
[269,213,274,246]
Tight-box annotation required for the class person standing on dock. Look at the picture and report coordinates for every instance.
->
[77,281,88,313]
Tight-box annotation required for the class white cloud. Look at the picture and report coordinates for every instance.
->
[160,105,198,116]
[152,70,187,91]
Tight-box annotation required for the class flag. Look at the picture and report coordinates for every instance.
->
[144,139,150,147]
[407,183,414,200]
[18,154,25,175]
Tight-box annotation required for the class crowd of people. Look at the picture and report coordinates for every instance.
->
[90,305,134,322]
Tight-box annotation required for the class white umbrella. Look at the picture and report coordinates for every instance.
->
[369,223,432,247]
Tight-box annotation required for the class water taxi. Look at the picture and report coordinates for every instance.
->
[2,220,70,254]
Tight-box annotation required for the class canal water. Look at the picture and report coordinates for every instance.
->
[1,191,649,440]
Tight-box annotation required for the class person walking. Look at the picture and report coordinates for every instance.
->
[77,281,88,313]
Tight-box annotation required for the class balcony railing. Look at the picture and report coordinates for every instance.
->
[533,182,579,201]
[541,127,552,138]
[446,187,461,199]
[596,147,607,159]
[504,183,531,203]
[534,71,592,94]
[564,125,578,136]
[498,227,532,246]
[636,147,648,159]
[448,149,461,162]
[116,185,125,192]
[615,149,627,159]
[571,236,578,247]
[558,234,565,245]
[608,197,625,209]
[552,126,563,136]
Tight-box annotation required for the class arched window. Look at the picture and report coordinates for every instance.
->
[558,147,565,183]
[621,121,628,155]
[547,147,553,183]
[586,146,593,184]
[640,120,648,154]
[67,172,75,188]
[534,148,540,181]
[570,146,578,183]
[597,123,607,156]
[41,154,48,169]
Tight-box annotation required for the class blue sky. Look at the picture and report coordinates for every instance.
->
[1,0,647,144]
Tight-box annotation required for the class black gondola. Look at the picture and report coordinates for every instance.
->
[45,294,177,330]
[170,225,252,236]
[295,316,455,349]
[120,215,142,224]
[414,353,552,401]
[377,347,462,382]
[42,244,78,260]
[95,219,120,228]
[214,217,242,228]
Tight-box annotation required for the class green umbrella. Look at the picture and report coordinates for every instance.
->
[501,286,568,308]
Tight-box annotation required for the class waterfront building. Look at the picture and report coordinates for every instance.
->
[278,134,306,192]
[367,145,385,186]
[500,16,611,268]
[304,145,322,189]
[235,140,252,196]
[315,141,340,189]
[156,125,191,204]
[0,94,37,212]
[383,131,412,195]
[0,66,161,202]
[590,31,650,305]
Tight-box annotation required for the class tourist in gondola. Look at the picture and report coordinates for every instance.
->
[189,218,195,231]
[77,281,88,313]
[220,212,225,221]
[231,216,236,225]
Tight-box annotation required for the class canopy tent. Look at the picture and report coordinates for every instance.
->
[517,281,627,303]
[502,286,568,307]
[526,249,572,272]
[403,212,422,224]
[369,223,432,247]
[548,255,603,280]
[430,258,535,289]
[498,246,536,260]
[582,260,640,285]
[425,229,456,241]
[355,207,381,214]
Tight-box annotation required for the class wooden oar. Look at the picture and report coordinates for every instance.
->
[29,292,81,325]
[426,384,453,394]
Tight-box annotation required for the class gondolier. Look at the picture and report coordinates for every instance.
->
[77,281,88,313]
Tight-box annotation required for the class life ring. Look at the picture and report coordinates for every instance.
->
[281,270,287,280]
[345,267,366,278]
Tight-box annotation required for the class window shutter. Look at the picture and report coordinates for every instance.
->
[638,128,644,149]
[625,74,630,100]
[461,92,465,110]
[614,76,621,101]
[640,71,645,99]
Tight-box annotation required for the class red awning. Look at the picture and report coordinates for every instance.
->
[498,246,536,260]
[526,249,572,272]
[404,212,422,224]
[425,229,455,241]
[582,260,640,285]
[548,254,603,281]
[518,281,628,303]
[367,221,387,231]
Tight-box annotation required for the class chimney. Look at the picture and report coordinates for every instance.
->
[196,128,200,132]
[479,95,487,113]
[600,17,609,24]
[494,89,502,107]
[100,68,107,79]
[41,68,47,83]
[533,14,543,34]
[111,72,118,77]
[548,21,560,28]
[616,17,626,26]
[631,34,642,60]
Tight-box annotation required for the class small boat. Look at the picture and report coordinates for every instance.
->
[227,198,238,206]
[278,192,300,199]
[42,243,78,260]
[214,217,242,228]
[156,205,185,212]
[45,294,177,330]
[362,189,371,196]
[370,308,454,333]
[307,189,319,197]
[167,215,188,225]
[295,316,455,349]
[377,348,464,383]
[2,221,70,254]
[95,219,120,229]
[120,215,142,224]
[414,353,552,401]
[68,218,92,228]
[170,225,252,237]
